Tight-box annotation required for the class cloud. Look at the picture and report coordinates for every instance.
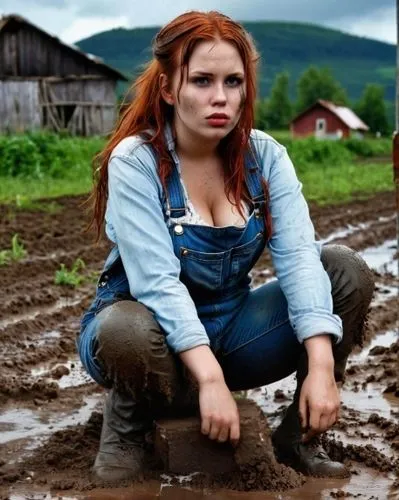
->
[330,6,396,44]
[60,16,130,44]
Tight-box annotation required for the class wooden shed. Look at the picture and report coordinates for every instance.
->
[290,99,369,139]
[0,14,127,136]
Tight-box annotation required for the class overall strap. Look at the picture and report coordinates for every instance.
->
[165,163,187,218]
[245,138,266,207]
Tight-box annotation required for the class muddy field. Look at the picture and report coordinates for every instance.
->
[0,191,398,499]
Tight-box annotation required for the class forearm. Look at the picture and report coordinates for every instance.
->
[179,345,224,385]
[304,334,334,373]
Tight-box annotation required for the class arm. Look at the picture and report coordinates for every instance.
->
[260,140,341,438]
[265,145,342,345]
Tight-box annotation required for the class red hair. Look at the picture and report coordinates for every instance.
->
[88,10,271,240]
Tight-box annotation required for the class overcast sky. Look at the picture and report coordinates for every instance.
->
[0,0,396,46]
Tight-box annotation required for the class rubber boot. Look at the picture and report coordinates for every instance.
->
[93,388,151,482]
[272,393,349,478]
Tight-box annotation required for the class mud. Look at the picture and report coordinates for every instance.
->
[0,190,398,499]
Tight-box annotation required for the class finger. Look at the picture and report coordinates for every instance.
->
[299,393,308,432]
[217,424,229,443]
[309,405,321,433]
[208,419,221,440]
[302,426,319,443]
[328,410,339,429]
[201,415,211,436]
[302,407,321,442]
[319,414,330,434]
[230,416,240,447]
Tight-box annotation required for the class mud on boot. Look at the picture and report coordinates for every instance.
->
[93,388,152,483]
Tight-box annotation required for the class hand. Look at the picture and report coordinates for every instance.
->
[299,366,340,442]
[199,378,240,446]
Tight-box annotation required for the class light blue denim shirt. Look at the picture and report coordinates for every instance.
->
[105,125,343,353]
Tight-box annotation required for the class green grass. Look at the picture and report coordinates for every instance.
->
[0,175,93,202]
[0,132,394,207]
[300,162,394,205]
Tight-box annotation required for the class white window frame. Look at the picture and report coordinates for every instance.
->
[316,118,326,133]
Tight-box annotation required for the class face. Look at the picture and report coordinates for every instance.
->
[162,39,246,144]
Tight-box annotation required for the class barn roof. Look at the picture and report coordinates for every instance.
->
[0,14,127,81]
[292,99,369,131]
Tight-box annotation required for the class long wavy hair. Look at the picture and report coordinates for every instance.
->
[88,10,272,240]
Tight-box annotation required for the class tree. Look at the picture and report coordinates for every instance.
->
[265,71,292,129]
[296,66,349,113]
[355,84,389,135]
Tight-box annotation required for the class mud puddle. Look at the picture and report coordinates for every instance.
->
[0,395,103,446]
[5,467,397,499]
[31,356,94,389]
[360,239,398,277]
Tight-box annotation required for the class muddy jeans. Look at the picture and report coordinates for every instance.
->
[78,245,374,415]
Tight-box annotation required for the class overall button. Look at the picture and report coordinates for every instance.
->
[174,224,184,235]
[181,248,189,256]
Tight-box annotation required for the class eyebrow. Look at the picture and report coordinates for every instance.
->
[189,71,245,77]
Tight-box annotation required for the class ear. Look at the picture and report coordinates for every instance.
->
[159,73,174,105]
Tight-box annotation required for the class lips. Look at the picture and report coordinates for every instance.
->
[206,113,230,119]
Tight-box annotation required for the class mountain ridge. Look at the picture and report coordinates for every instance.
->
[76,20,396,104]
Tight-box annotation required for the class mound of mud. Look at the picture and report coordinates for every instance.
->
[5,400,304,493]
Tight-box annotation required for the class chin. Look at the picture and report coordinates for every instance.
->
[202,126,231,141]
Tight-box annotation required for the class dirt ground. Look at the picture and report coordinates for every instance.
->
[0,191,398,499]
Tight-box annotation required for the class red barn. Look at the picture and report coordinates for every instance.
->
[290,99,369,139]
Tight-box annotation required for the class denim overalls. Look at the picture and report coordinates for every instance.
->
[77,146,305,390]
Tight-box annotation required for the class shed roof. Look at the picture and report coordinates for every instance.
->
[0,14,127,81]
[292,99,369,131]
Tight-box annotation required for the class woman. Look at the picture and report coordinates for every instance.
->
[77,11,374,483]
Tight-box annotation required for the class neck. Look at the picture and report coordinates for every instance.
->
[173,120,220,160]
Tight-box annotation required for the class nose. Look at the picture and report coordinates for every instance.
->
[211,82,227,106]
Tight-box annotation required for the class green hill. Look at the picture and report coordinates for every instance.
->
[76,21,395,104]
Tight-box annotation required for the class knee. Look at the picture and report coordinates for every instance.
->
[95,300,168,374]
[321,244,375,308]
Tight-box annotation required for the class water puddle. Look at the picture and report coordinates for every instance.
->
[360,239,398,277]
[31,357,94,389]
[319,214,395,244]
[6,466,397,499]
[0,395,102,445]
[372,283,398,304]
[351,329,398,363]
[23,329,61,348]
[340,383,397,419]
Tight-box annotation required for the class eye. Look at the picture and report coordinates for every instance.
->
[192,76,210,86]
[226,76,243,87]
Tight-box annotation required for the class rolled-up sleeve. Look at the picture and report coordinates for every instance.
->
[107,151,210,353]
[265,146,342,343]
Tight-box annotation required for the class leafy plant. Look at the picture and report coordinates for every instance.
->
[54,258,86,287]
[0,234,27,266]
